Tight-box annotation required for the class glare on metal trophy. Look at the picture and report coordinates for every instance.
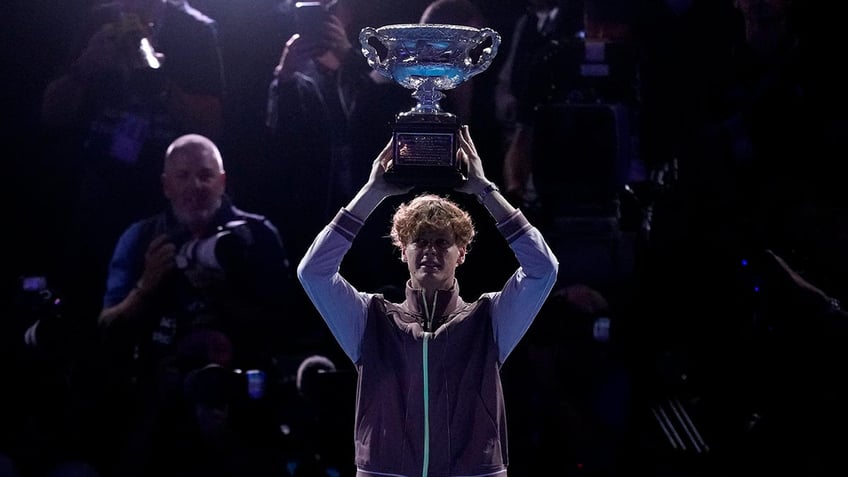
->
[360,23,500,187]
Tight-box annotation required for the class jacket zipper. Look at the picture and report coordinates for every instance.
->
[420,291,438,477]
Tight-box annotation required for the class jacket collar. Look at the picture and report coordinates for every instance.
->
[403,279,462,319]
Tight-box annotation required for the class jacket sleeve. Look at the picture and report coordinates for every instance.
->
[488,210,559,363]
[297,208,373,363]
[102,222,147,308]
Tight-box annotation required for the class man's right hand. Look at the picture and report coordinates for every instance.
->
[345,139,412,221]
[368,138,413,196]
[274,33,324,81]
[137,233,177,295]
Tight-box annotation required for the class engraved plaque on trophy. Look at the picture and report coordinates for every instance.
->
[360,23,500,187]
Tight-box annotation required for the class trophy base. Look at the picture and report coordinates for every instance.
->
[387,113,466,188]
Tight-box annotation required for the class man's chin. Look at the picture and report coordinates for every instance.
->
[415,274,453,289]
[175,208,215,227]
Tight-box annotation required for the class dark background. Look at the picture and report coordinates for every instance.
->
[4,1,848,476]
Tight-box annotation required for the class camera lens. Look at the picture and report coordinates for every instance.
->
[175,221,250,272]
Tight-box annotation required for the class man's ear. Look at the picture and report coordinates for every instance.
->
[457,246,467,265]
[401,247,408,263]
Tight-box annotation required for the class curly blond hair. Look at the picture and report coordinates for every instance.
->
[390,194,475,250]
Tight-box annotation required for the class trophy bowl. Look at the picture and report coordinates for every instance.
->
[360,23,501,187]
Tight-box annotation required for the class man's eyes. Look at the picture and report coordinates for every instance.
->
[176,172,215,181]
[413,239,451,248]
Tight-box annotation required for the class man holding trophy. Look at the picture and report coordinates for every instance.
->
[298,122,559,477]
[299,50,559,473]
[297,11,561,476]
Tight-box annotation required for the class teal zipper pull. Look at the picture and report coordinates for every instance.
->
[422,332,431,477]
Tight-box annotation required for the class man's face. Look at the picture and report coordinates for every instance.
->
[402,229,466,291]
[162,147,225,229]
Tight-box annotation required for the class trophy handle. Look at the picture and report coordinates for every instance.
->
[359,27,392,78]
[468,27,501,72]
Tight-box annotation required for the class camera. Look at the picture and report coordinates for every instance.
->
[294,1,330,38]
[175,220,253,271]
[15,275,65,351]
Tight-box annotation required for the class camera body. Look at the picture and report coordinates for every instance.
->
[175,220,253,272]
[15,275,65,351]
[294,1,329,39]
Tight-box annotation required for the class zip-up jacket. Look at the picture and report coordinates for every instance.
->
[297,207,558,477]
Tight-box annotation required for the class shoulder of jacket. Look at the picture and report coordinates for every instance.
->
[230,205,269,223]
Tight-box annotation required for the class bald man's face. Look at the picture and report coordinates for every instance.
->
[162,145,225,230]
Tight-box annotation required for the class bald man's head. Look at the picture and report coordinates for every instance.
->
[165,134,224,174]
[162,134,226,232]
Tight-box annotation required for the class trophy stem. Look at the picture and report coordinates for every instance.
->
[410,78,445,115]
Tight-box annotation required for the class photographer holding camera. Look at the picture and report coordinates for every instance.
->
[38,0,226,348]
[264,0,382,261]
[94,134,293,477]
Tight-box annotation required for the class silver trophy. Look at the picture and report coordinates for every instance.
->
[360,23,500,187]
